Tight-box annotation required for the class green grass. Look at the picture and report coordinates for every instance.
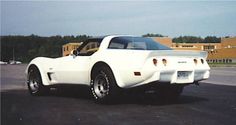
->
[208,63,236,67]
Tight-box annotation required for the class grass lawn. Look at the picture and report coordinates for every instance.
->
[208,63,236,67]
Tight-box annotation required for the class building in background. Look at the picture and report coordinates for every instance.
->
[62,43,81,56]
[151,37,172,47]
[151,37,236,63]
[62,37,236,63]
[171,42,222,51]
[207,37,236,63]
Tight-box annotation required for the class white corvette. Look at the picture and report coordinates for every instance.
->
[26,35,210,102]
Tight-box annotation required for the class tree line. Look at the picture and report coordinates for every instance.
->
[1,34,222,62]
[172,36,221,43]
[142,33,221,43]
[1,34,89,62]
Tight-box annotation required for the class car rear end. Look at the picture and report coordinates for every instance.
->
[104,36,210,88]
[137,50,210,87]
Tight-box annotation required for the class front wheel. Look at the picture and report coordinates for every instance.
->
[27,66,49,96]
[90,66,120,103]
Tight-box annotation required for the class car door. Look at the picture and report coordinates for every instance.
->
[54,39,102,85]
[54,55,91,85]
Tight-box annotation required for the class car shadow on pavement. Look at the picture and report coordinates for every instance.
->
[48,84,93,100]
[109,92,208,106]
[1,84,208,106]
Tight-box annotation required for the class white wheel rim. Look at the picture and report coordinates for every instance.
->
[93,74,109,98]
[29,78,39,93]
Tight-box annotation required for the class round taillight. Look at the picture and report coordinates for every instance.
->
[162,59,167,66]
[194,59,198,64]
[201,59,204,64]
[153,59,157,66]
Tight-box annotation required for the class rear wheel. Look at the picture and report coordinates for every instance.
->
[90,66,120,103]
[27,66,49,96]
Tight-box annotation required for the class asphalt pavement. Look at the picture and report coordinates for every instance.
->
[1,65,236,125]
[202,67,236,86]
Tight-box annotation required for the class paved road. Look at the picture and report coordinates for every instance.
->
[202,67,236,86]
[1,64,27,91]
[1,65,236,125]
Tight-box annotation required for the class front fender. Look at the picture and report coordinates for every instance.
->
[26,57,53,86]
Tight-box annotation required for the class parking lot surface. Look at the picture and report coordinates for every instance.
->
[1,65,236,125]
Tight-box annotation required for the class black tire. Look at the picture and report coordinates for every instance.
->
[156,84,184,101]
[90,66,120,103]
[27,66,49,96]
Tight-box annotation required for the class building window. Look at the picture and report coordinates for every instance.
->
[182,45,194,48]
[203,45,215,50]
[227,59,229,63]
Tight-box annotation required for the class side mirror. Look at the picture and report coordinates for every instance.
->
[70,49,78,56]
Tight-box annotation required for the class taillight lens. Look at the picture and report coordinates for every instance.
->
[201,59,204,64]
[153,59,157,66]
[194,59,198,65]
[134,72,141,76]
[162,59,167,66]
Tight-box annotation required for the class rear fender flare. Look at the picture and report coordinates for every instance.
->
[90,61,124,88]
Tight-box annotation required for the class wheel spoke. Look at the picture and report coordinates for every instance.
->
[93,74,109,98]
[29,79,39,93]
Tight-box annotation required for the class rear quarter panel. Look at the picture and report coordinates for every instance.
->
[93,49,152,88]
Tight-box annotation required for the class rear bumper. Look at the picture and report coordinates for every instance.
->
[130,69,210,88]
[158,69,210,84]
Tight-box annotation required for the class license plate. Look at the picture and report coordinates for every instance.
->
[177,71,189,79]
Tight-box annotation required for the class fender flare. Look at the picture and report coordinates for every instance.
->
[26,59,50,86]
[90,61,125,88]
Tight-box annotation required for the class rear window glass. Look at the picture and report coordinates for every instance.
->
[108,37,171,50]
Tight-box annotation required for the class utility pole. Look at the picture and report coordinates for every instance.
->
[13,46,15,61]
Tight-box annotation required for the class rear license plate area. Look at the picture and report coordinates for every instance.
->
[177,71,189,79]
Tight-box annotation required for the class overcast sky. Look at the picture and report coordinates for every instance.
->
[1,1,236,37]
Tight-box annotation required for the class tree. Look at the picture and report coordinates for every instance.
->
[203,36,220,43]
[0,35,90,62]
[173,36,203,43]
[142,33,165,37]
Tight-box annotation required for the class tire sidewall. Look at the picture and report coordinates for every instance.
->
[90,66,118,102]
[27,67,46,96]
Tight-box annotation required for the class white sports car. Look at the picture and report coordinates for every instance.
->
[26,35,210,102]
